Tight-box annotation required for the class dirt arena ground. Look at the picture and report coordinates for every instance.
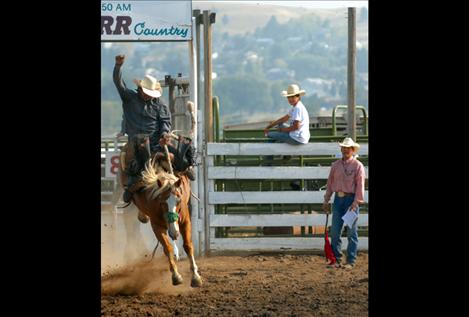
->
[101,252,368,316]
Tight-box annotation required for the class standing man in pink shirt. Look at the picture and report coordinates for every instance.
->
[322,138,366,269]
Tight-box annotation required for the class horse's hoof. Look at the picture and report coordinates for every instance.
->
[137,211,149,223]
[191,276,203,287]
[172,274,183,286]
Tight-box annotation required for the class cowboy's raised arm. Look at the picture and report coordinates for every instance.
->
[113,55,131,101]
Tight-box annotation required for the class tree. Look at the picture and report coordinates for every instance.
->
[302,93,323,116]
[262,16,281,39]
[270,80,291,112]
[214,75,273,118]
[267,42,289,63]
[101,100,122,137]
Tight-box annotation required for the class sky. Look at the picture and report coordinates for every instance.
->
[193,1,368,9]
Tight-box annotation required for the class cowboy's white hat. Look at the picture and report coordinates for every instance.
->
[134,75,162,98]
[338,137,360,151]
[281,84,306,97]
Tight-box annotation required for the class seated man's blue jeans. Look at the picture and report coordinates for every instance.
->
[264,123,303,164]
[330,194,360,264]
[266,123,303,145]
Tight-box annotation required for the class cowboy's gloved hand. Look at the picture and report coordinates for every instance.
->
[157,151,174,161]
[115,55,125,65]
[159,133,171,147]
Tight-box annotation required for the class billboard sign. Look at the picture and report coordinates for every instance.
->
[101,1,192,41]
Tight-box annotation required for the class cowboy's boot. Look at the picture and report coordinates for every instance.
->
[123,136,152,203]
[185,166,196,181]
[123,174,139,203]
[136,135,152,168]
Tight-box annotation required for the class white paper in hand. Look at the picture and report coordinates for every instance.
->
[342,208,358,228]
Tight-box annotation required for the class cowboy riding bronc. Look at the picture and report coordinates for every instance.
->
[113,54,196,203]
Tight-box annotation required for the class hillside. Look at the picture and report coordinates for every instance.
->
[193,2,368,46]
[101,2,368,137]
[194,2,308,35]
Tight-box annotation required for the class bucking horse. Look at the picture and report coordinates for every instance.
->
[118,131,202,287]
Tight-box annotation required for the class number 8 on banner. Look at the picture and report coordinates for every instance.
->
[105,152,120,178]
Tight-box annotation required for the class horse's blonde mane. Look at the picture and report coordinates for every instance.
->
[141,157,179,200]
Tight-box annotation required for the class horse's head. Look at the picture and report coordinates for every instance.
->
[165,178,184,240]
[141,158,184,240]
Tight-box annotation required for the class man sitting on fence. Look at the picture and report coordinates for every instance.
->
[263,84,310,145]
[322,137,366,269]
[263,84,310,188]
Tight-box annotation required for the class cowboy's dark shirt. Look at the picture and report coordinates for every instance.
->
[113,64,171,151]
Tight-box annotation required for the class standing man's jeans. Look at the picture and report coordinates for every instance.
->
[330,194,360,264]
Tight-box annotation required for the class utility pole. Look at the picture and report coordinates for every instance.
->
[203,10,215,143]
[202,10,216,256]
[193,9,202,111]
[347,7,356,140]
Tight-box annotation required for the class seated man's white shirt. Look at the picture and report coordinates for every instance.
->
[287,100,310,144]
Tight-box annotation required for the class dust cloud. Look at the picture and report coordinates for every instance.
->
[101,204,194,295]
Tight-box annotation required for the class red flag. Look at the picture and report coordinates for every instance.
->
[324,213,336,265]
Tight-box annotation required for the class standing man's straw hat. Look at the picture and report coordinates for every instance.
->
[338,137,360,153]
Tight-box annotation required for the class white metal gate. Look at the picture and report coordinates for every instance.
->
[203,142,368,253]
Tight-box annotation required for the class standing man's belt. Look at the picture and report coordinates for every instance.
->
[337,191,354,197]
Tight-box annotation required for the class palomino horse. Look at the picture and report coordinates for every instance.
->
[119,147,202,287]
